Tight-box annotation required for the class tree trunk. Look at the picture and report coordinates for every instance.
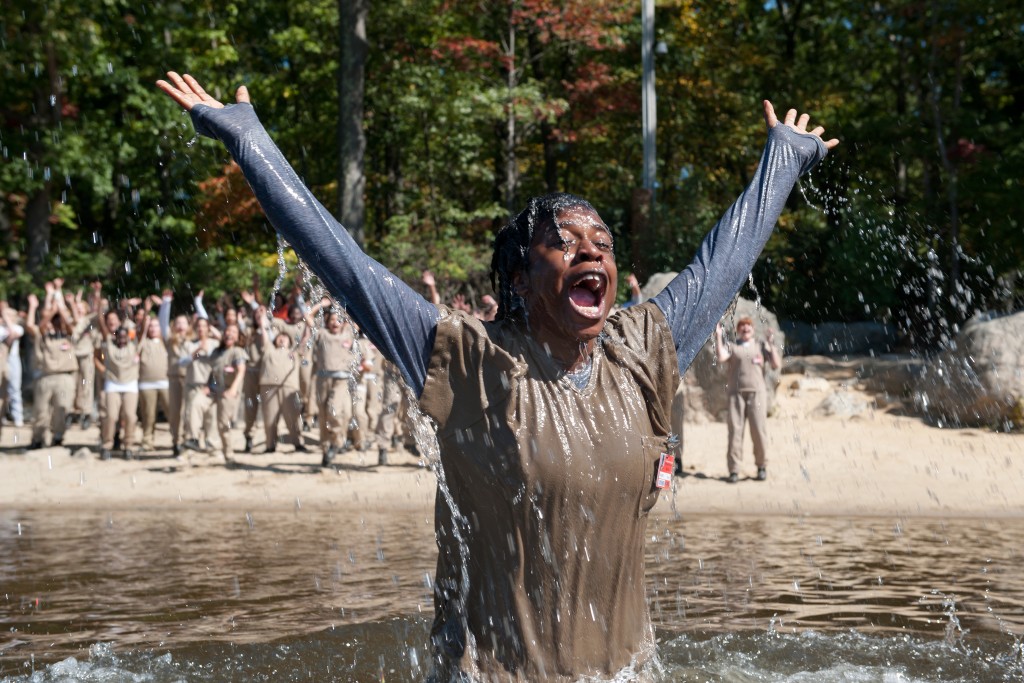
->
[338,0,369,248]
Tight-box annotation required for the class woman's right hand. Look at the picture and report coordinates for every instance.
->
[156,72,249,112]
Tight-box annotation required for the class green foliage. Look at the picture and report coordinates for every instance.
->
[0,0,1019,349]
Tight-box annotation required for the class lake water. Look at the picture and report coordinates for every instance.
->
[2,509,1022,681]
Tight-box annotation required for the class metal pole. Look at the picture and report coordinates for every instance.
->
[641,0,656,191]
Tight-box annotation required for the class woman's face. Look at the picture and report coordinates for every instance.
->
[326,312,343,334]
[173,315,190,337]
[195,318,210,338]
[515,207,618,346]
[147,318,162,339]
[274,332,290,349]
[114,327,130,348]
[736,322,754,342]
[222,325,239,347]
[225,308,237,325]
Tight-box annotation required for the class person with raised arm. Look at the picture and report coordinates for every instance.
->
[158,71,837,680]
[254,303,313,454]
[94,284,140,460]
[27,280,80,450]
[715,317,783,483]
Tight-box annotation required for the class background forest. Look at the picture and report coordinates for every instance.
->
[1,0,1021,348]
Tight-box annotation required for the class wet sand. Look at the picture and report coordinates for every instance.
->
[1,377,1022,518]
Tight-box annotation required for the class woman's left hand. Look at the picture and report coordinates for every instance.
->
[763,100,839,150]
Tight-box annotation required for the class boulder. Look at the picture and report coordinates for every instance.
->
[916,310,1024,429]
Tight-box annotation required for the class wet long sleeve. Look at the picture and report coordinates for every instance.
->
[650,124,827,374]
[189,103,438,395]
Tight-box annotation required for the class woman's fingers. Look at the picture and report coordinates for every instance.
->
[762,100,778,128]
[235,85,250,104]
[797,113,810,130]
[784,108,797,127]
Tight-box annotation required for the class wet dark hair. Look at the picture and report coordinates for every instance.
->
[490,192,598,321]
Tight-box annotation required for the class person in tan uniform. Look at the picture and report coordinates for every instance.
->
[240,310,263,453]
[715,317,781,483]
[0,301,24,443]
[26,282,80,449]
[137,315,171,452]
[163,304,194,457]
[255,305,310,454]
[71,297,100,429]
[312,309,356,467]
[271,303,314,430]
[159,75,835,680]
[375,358,407,462]
[207,324,248,464]
[95,319,140,460]
[181,317,218,452]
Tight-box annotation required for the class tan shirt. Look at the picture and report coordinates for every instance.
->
[185,338,218,386]
[726,339,771,393]
[418,303,679,681]
[101,340,140,385]
[259,346,301,389]
[73,316,99,357]
[166,336,192,380]
[37,334,79,375]
[138,337,169,383]
[313,329,356,374]
[209,345,247,395]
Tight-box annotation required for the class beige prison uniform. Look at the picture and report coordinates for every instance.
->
[209,345,248,458]
[183,338,218,444]
[259,343,303,449]
[418,304,679,681]
[72,316,99,416]
[99,340,139,451]
[354,344,384,449]
[242,332,263,440]
[272,319,315,422]
[312,328,356,452]
[32,332,79,444]
[376,359,405,450]
[166,336,192,446]
[137,337,170,450]
[724,339,772,473]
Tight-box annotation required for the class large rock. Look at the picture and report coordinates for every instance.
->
[916,310,1024,429]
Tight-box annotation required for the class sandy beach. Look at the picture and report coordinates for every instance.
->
[2,362,1022,518]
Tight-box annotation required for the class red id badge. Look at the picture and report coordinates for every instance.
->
[655,453,674,490]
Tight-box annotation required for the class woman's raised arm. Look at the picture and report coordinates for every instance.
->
[651,101,838,374]
[156,72,439,395]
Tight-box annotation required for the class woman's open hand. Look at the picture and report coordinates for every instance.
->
[156,72,249,112]
[763,100,839,150]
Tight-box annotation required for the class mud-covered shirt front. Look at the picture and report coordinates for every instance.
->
[418,302,680,681]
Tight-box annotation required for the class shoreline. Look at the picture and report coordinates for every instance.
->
[2,379,1022,519]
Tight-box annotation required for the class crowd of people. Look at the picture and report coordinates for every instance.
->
[0,272,443,468]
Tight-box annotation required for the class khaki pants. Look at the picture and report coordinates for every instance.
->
[300,361,316,422]
[317,376,352,452]
[102,390,138,451]
[242,368,261,439]
[74,355,95,416]
[376,377,403,448]
[168,375,186,446]
[32,372,75,444]
[184,384,214,443]
[726,390,768,473]
[260,384,302,448]
[138,387,170,449]
[215,392,241,458]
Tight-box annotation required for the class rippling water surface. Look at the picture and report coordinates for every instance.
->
[2,509,1022,681]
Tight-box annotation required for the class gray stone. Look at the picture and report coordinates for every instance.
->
[916,310,1024,429]
[780,320,898,356]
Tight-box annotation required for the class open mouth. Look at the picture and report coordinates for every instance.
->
[568,271,608,320]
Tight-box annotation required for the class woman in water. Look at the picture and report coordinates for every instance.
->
[158,72,836,681]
